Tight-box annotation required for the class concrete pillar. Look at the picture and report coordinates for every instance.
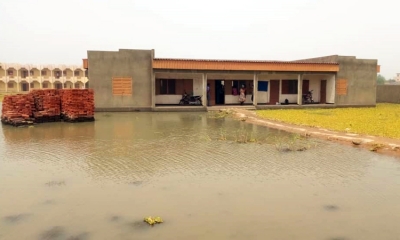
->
[151,71,156,108]
[39,68,43,89]
[16,69,20,92]
[253,72,258,106]
[297,74,303,105]
[202,73,207,107]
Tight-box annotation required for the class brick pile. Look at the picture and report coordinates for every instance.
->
[1,94,35,126]
[60,89,95,122]
[1,89,95,127]
[31,89,61,123]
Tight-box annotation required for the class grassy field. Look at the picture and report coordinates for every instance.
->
[257,103,400,139]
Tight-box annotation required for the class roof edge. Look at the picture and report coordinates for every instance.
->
[153,58,338,65]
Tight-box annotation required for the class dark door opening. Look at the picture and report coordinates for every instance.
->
[215,80,225,105]
[21,82,29,91]
[269,80,280,104]
[320,80,327,103]
[302,80,309,94]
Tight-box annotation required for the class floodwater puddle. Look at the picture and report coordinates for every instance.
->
[1,111,400,239]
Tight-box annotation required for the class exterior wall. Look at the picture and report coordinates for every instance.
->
[0,63,88,93]
[87,49,153,110]
[335,56,377,106]
[376,85,400,103]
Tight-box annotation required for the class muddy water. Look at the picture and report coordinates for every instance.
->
[1,111,400,240]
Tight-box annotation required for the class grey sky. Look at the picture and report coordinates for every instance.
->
[0,0,398,78]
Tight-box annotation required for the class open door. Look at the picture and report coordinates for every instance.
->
[320,80,327,104]
[269,80,279,105]
[207,80,215,106]
[215,80,225,105]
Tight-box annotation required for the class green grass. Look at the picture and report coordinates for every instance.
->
[257,103,400,139]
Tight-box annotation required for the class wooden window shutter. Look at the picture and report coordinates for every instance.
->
[336,79,347,95]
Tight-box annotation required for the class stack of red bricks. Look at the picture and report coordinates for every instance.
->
[1,94,35,126]
[60,89,95,122]
[31,89,61,123]
[1,89,95,127]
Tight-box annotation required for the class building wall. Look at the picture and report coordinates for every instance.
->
[395,73,400,82]
[87,49,153,110]
[376,85,400,103]
[0,63,88,93]
[335,56,377,106]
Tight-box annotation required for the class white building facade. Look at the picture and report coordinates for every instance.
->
[0,63,89,93]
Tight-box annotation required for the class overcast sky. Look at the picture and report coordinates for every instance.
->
[0,0,398,78]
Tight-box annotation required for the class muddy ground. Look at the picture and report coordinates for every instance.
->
[225,108,400,158]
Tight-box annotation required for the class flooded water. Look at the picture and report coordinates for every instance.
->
[1,111,400,240]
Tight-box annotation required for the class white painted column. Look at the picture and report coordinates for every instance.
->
[5,69,8,92]
[16,69,20,92]
[50,69,54,89]
[61,70,65,89]
[151,71,156,108]
[202,73,207,107]
[297,74,303,105]
[40,69,43,89]
[253,72,258,106]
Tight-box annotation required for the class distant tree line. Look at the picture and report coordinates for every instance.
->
[377,74,395,85]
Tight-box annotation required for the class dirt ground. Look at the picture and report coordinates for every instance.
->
[227,108,400,158]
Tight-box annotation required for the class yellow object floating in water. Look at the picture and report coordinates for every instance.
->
[144,216,163,225]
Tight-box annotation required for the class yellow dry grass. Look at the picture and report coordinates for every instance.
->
[257,103,400,139]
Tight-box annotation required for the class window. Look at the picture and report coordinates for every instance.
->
[74,83,80,88]
[159,79,176,94]
[22,70,28,78]
[74,71,80,76]
[42,82,48,88]
[55,71,61,79]
[30,70,34,76]
[30,83,34,88]
[231,80,248,95]
[281,80,298,94]
[7,82,14,88]
[63,70,67,75]
[258,81,268,91]
[7,70,13,76]
[41,70,47,76]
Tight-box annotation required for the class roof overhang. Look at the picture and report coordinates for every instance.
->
[153,59,339,72]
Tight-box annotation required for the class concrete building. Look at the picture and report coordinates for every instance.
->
[84,49,380,111]
[395,73,400,82]
[0,63,88,93]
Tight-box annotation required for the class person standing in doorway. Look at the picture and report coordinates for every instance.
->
[207,83,211,106]
[239,85,246,105]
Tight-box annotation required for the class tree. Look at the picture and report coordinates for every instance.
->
[377,74,386,85]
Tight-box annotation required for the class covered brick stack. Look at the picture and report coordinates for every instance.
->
[60,89,95,122]
[31,89,61,123]
[1,94,35,126]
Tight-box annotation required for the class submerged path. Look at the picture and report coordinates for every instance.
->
[223,108,400,158]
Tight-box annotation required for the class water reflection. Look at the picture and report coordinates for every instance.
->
[1,111,400,240]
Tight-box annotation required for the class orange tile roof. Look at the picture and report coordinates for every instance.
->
[153,58,339,72]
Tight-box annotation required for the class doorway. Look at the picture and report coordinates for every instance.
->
[21,82,29,92]
[320,80,327,103]
[215,80,225,105]
[269,80,279,104]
